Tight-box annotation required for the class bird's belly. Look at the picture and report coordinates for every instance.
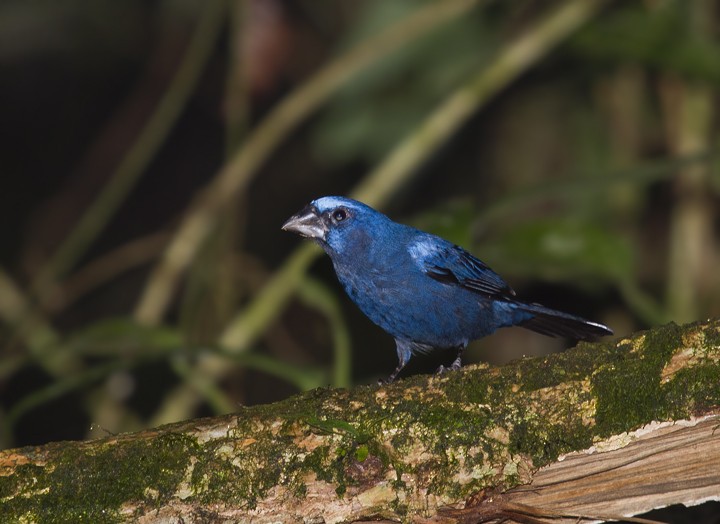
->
[340,274,497,348]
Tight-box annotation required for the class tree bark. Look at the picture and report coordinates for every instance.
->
[1,319,719,523]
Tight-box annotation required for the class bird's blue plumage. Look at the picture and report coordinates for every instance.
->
[282,196,612,382]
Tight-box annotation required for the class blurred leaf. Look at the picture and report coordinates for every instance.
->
[313,0,496,164]
[409,198,476,248]
[228,353,328,392]
[410,202,634,287]
[64,318,183,357]
[3,359,129,446]
[297,277,351,388]
[0,354,28,382]
[570,2,720,82]
[479,218,633,286]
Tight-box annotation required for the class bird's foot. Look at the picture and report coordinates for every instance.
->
[435,356,463,375]
[379,367,402,385]
[378,376,399,385]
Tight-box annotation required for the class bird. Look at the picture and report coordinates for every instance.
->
[282,196,613,383]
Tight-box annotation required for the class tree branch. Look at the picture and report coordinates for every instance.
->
[1,319,719,523]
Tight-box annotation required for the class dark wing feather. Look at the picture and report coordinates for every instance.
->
[410,238,515,298]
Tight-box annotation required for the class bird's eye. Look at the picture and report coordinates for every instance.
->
[332,208,348,222]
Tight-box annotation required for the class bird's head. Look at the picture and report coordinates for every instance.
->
[282,196,390,257]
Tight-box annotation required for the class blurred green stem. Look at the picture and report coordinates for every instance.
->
[4,0,225,433]
[0,268,58,350]
[31,0,226,299]
[664,1,718,324]
[3,359,126,448]
[133,0,479,326]
[475,153,718,326]
[224,0,249,156]
[297,278,352,388]
[475,151,715,229]
[149,349,327,427]
[1,0,225,391]
[169,354,236,415]
[665,82,714,323]
[0,268,68,375]
[229,353,326,392]
[219,244,320,351]
[618,278,667,327]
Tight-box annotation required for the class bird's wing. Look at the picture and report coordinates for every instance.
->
[408,237,516,297]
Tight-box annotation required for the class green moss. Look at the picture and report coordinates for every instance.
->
[703,324,720,350]
[593,323,681,435]
[439,366,494,405]
[509,418,593,466]
[0,464,48,519]
[440,480,465,500]
[510,354,575,391]
[192,430,308,508]
[189,409,378,508]
[2,432,199,523]
[355,444,369,462]
[664,364,720,416]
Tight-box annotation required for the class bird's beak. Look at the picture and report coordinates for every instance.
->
[281,204,328,240]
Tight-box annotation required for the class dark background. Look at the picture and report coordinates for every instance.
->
[0,4,719,518]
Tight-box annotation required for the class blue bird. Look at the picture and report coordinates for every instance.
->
[282,196,613,382]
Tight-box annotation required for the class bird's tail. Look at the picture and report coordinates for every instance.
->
[514,302,613,340]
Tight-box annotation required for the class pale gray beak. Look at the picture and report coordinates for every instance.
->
[281,204,328,240]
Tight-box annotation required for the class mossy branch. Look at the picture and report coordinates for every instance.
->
[1,319,719,523]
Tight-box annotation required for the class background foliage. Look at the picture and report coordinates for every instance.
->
[0,0,719,460]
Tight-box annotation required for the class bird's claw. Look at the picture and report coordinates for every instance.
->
[435,358,462,375]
